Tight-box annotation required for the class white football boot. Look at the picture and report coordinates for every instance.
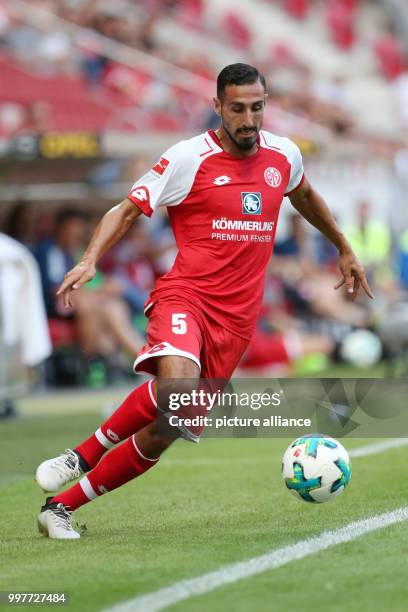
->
[35,449,83,492]
[38,498,80,539]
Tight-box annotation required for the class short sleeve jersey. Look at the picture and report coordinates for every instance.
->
[127,130,304,340]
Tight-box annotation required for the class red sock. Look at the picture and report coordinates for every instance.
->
[52,435,159,511]
[76,380,157,468]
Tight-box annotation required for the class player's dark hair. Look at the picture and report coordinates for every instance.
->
[217,63,266,100]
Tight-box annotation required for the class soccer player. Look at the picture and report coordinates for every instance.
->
[36,63,372,539]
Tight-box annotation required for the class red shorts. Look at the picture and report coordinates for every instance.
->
[134,297,248,379]
[133,297,248,442]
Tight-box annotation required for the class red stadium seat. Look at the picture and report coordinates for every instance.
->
[0,54,114,131]
[283,0,311,20]
[374,33,407,81]
[176,0,204,28]
[223,11,252,50]
[326,0,356,51]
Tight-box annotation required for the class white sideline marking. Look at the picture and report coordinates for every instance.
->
[349,438,408,458]
[104,438,408,612]
[0,474,30,486]
[106,507,408,612]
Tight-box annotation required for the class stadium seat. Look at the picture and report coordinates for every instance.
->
[282,0,311,20]
[222,11,252,50]
[374,33,407,81]
[0,54,114,131]
[326,0,356,50]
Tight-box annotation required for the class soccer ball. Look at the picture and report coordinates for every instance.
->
[340,329,382,368]
[282,435,351,503]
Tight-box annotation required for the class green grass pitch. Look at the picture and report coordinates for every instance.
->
[1,386,408,612]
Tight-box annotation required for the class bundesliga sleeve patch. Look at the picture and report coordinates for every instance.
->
[151,157,170,176]
[130,185,150,204]
[128,185,152,216]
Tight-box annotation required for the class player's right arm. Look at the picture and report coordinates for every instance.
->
[58,139,194,307]
[57,198,142,307]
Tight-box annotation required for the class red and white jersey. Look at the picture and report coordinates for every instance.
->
[127,130,304,340]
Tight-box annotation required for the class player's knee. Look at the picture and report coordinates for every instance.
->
[155,357,200,416]
[73,292,99,314]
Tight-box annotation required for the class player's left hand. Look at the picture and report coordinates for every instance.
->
[334,251,374,301]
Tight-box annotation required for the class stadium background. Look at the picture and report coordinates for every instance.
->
[1,0,408,398]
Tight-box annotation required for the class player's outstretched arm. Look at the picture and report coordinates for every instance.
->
[57,198,142,308]
[288,178,374,301]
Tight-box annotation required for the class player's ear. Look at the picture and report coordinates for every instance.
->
[213,97,221,116]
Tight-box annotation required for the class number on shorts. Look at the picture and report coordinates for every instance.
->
[172,313,187,335]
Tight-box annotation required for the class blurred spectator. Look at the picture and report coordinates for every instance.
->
[80,42,108,86]
[20,101,52,133]
[35,208,87,318]
[275,213,308,257]
[239,264,335,374]
[343,201,391,284]
[99,222,157,317]
[0,230,52,411]
[239,209,376,374]
[0,232,51,368]
[1,0,403,137]
[311,75,353,134]
[1,0,407,384]
[272,215,369,327]
[240,327,334,374]
[3,202,38,249]
[315,234,339,271]
[34,207,144,384]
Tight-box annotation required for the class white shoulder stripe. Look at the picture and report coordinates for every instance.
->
[199,135,221,158]
[129,132,222,214]
[259,131,282,151]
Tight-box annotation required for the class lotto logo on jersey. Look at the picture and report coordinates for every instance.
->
[213,175,231,186]
[152,157,170,176]
[242,192,262,215]
[106,429,120,443]
[130,186,150,203]
[148,342,169,354]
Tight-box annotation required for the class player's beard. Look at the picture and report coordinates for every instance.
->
[223,123,259,151]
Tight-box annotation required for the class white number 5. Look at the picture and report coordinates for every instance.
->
[172,313,187,335]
